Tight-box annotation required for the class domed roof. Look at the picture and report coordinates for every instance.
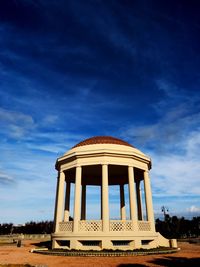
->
[73,136,133,148]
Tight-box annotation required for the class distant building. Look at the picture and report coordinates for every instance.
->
[52,136,177,250]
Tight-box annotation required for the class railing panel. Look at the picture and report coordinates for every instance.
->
[138,221,151,231]
[79,220,102,232]
[109,220,133,231]
[59,221,73,232]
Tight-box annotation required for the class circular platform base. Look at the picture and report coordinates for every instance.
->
[32,247,179,257]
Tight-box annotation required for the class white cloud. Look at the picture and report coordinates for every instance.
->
[187,205,200,213]
[151,150,200,197]
[0,160,56,223]
[149,129,200,197]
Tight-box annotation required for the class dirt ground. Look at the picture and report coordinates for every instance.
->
[0,240,199,267]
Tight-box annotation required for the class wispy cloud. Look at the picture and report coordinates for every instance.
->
[123,79,200,152]
[0,171,15,185]
[187,205,200,213]
[0,107,35,139]
[122,80,200,203]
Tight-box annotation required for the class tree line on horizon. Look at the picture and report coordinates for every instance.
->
[0,216,199,238]
[0,220,53,235]
[156,215,200,239]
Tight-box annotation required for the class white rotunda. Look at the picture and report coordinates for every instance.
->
[52,136,176,250]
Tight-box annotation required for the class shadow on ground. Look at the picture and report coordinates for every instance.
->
[31,240,51,249]
[118,265,146,267]
[118,256,200,267]
[148,256,200,267]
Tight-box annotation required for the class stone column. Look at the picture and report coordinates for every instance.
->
[120,184,126,220]
[73,166,82,232]
[136,180,143,220]
[102,164,109,232]
[128,166,138,230]
[64,181,71,221]
[144,170,155,231]
[54,171,65,232]
[53,176,59,232]
[81,184,86,220]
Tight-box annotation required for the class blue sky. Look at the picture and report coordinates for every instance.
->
[0,0,200,224]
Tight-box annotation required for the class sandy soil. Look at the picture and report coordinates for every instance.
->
[0,240,199,267]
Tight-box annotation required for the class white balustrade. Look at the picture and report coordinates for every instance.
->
[58,220,151,232]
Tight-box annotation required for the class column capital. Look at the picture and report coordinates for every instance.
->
[59,170,65,177]
[144,170,151,182]
[58,172,65,184]
[75,165,82,168]
[102,163,109,167]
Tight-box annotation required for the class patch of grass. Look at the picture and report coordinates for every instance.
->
[0,242,17,246]
[51,246,176,252]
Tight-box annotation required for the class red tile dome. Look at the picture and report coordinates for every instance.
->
[73,136,133,148]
